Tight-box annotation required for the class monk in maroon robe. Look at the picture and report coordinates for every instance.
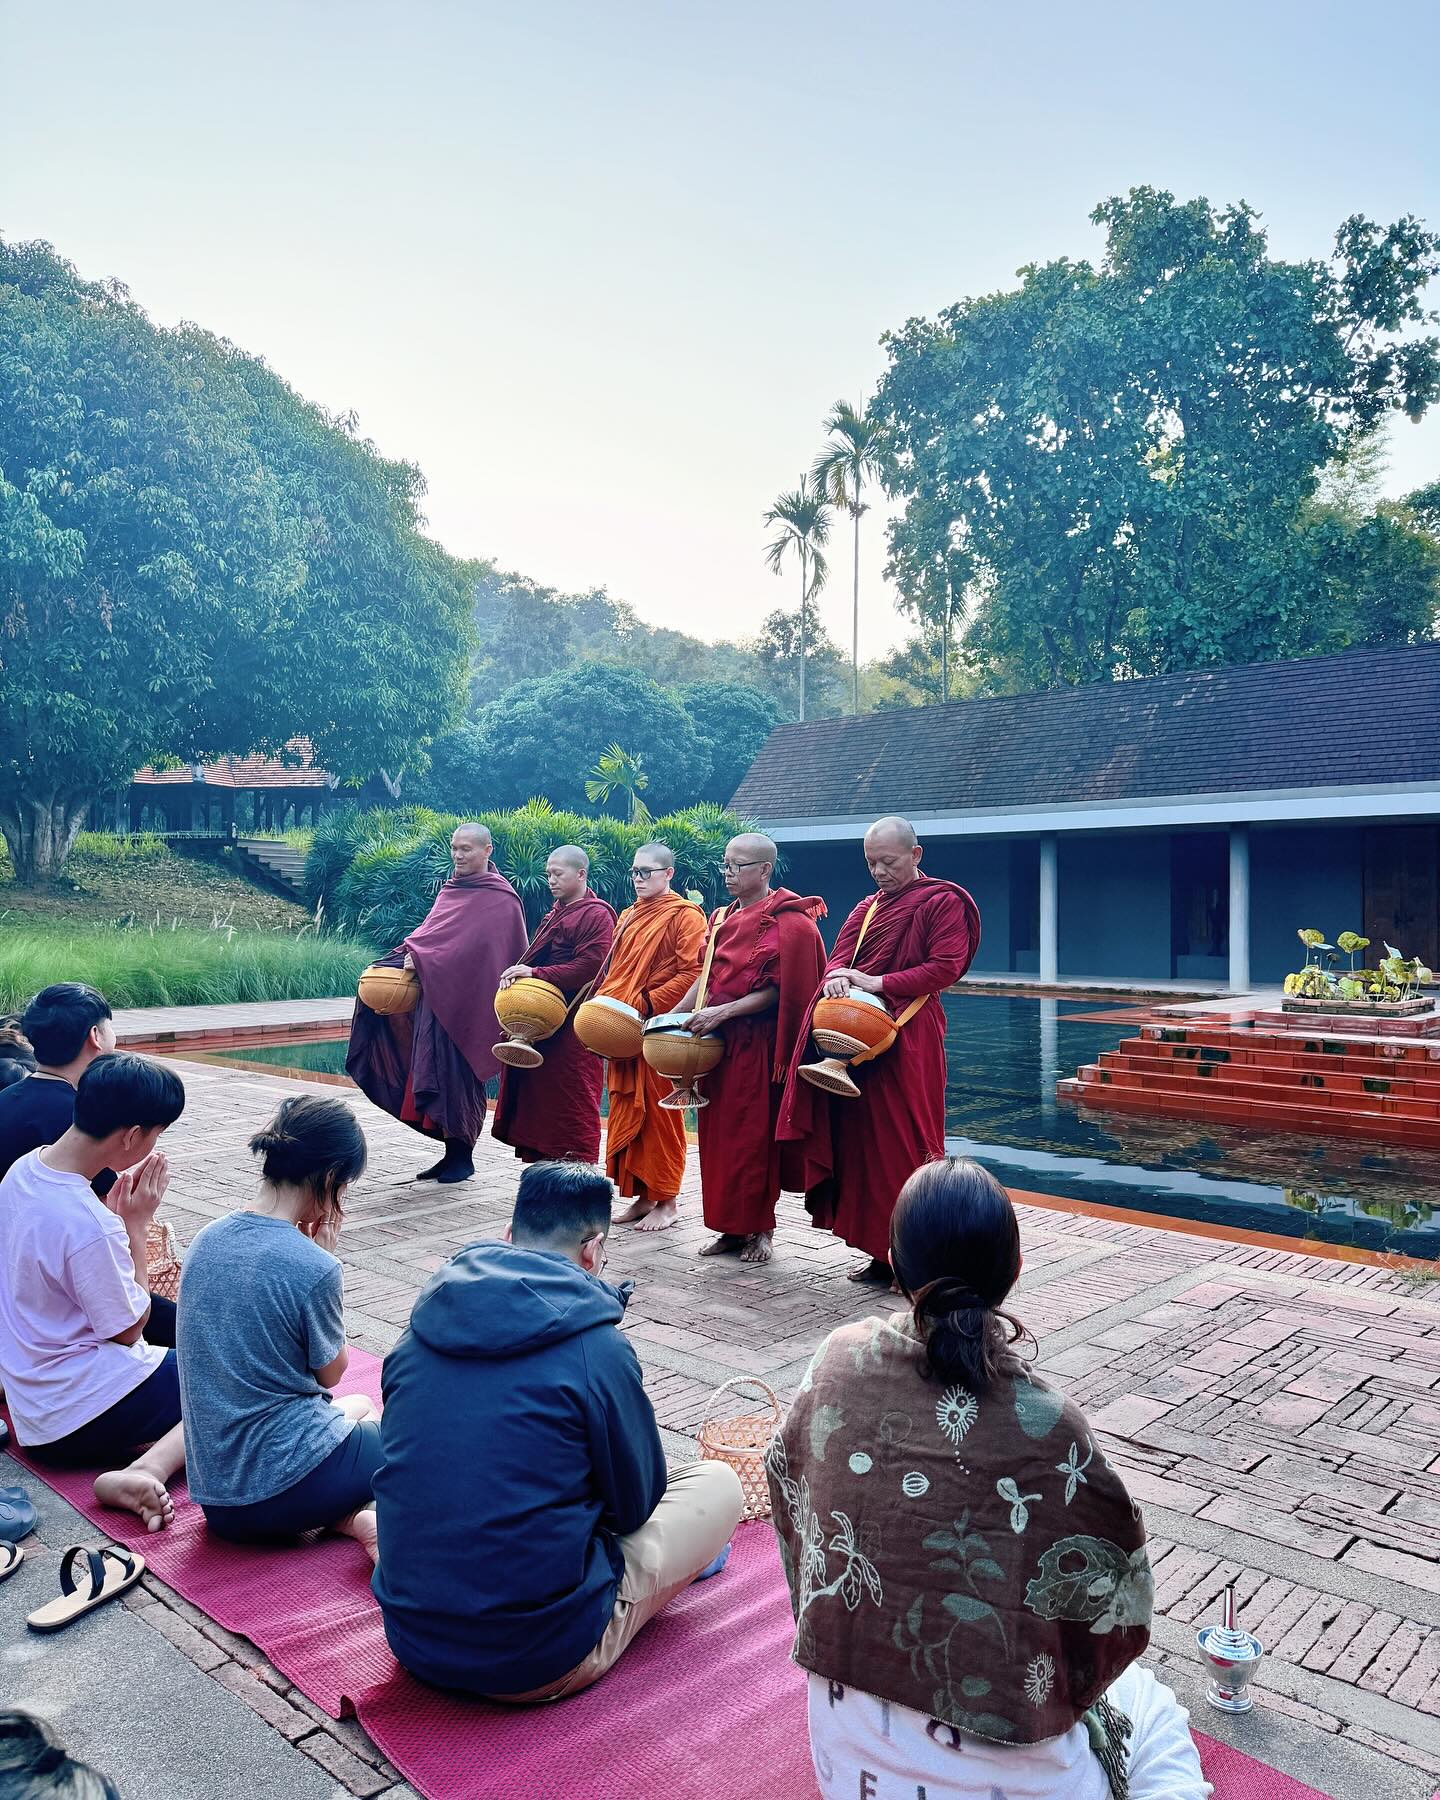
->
[492,844,616,1165]
[778,815,980,1282]
[347,823,528,1184]
[678,833,826,1265]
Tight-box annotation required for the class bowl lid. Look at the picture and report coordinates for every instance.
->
[585,996,641,1020]
[819,987,891,1014]
[644,1011,693,1033]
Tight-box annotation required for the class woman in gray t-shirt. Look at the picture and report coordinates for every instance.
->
[176,1095,381,1563]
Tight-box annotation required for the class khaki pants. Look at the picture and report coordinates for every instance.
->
[490,1461,745,1703]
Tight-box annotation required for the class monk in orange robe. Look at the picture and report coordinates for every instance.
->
[678,833,826,1265]
[778,815,981,1283]
[595,841,706,1233]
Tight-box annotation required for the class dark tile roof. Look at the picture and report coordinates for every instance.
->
[132,739,331,790]
[730,645,1440,820]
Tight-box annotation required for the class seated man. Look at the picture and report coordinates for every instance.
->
[374,1160,744,1700]
[0,1052,188,1532]
[0,983,115,1187]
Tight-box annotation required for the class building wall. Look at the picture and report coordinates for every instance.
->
[1058,832,1173,979]
[1251,826,1364,983]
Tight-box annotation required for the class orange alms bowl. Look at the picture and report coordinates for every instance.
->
[810,990,896,1059]
[574,995,645,1060]
[493,978,568,1068]
[358,964,419,1016]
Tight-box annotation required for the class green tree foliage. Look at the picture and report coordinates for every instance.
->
[873,189,1440,689]
[752,599,848,720]
[584,744,653,825]
[0,238,472,883]
[677,682,781,804]
[763,474,833,720]
[460,663,710,815]
[308,800,750,942]
[813,399,890,713]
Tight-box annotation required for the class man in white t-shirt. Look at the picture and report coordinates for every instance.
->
[0,1051,188,1532]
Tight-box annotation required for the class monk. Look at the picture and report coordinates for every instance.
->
[492,845,616,1165]
[596,842,706,1233]
[678,834,825,1265]
[347,823,528,1184]
[778,815,980,1283]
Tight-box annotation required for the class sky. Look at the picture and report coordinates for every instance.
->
[3,0,1438,661]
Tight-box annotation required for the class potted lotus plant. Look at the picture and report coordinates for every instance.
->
[1282,927,1435,1018]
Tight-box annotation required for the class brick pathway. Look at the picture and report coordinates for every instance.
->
[31,1052,1440,1799]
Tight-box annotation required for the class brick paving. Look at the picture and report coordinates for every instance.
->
[22,1046,1440,1798]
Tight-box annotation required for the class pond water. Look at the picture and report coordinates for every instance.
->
[195,997,1439,1259]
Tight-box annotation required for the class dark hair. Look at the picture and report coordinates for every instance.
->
[0,1020,37,1091]
[511,1161,613,1247]
[0,1712,120,1800]
[73,1053,185,1140]
[249,1095,367,1225]
[21,984,112,1067]
[889,1157,1032,1394]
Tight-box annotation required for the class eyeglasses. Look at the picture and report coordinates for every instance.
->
[631,866,665,879]
[716,860,766,875]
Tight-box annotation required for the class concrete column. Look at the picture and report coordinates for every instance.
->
[1039,834,1059,985]
[1229,824,1251,994]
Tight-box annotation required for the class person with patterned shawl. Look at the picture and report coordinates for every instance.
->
[778,815,980,1284]
[675,832,826,1266]
[593,842,706,1233]
[347,824,527,1185]
[767,1158,1209,1800]
[492,845,616,1165]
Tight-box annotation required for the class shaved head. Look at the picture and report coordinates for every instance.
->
[452,823,493,848]
[549,844,589,874]
[865,815,917,852]
[726,832,778,865]
[634,842,675,869]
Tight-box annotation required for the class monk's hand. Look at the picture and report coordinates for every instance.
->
[498,963,533,989]
[824,968,882,998]
[686,1006,728,1035]
[402,952,415,972]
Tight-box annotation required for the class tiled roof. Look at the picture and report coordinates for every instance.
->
[730,645,1440,820]
[131,740,332,790]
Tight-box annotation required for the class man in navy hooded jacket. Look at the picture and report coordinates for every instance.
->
[372,1159,744,1699]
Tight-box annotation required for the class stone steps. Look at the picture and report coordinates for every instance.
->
[234,837,308,899]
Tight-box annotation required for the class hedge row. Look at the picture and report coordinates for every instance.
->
[305,801,753,948]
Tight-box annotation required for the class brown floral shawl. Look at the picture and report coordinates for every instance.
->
[766,1311,1152,1747]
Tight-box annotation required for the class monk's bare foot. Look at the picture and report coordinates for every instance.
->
[615,1199,656,1225]
[337,1505,380,1566]
[636,1199,678,1233]
[740,1233,774,1265]
[94,1468,174,1534]
[699,1233,746,1258]
[847,1257,893,1285]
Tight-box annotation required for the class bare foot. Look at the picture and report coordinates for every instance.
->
[94,1468,174,1533]
[337,1393,379,1424]
[847,1257,893,1285]
[614,1199,656,1225]
[635,1200,678,1233]
[336,1505,379,1566]
[699,1233,746,1258]
[740,1232,774,1265]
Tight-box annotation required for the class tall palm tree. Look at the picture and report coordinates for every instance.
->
[812,400,888,714]
[585,743,652,825]
[763,474,832,722]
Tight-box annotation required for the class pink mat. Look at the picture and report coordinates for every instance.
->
[6,1350,1337,1800]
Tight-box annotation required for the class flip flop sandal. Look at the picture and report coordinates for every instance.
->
[0,1489,35,1542]
[26,1544,146,1633]
[0,1540,22,1583]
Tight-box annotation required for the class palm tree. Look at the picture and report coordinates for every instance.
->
[812,400,888,714]
[585,743,652,825]
[763,474,832,722]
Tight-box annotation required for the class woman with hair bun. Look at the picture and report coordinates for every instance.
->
[0,1710,120,1800]
[176,1095,381,1561]
[767,1157,1209,1800]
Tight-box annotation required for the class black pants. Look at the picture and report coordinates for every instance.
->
[29,1298,181,1466]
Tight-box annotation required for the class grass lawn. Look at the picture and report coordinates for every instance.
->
[0,838,374,1010]
[0,839,311,933]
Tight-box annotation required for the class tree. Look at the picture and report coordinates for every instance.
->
[470,663,711,814]
[0,238,472,883]
[585,743,653,825]
[751,599,847,720]
[678,681,781,803]
[813,399,888,713]
[884,495,973,702]
[763,475,832,721]
[873,189,1440,689]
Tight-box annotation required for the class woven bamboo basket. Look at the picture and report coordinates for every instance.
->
[698,1376,782,1521]
[146,1218,182,1303]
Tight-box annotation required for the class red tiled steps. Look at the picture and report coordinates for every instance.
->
[1060,1022,1440,1144]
